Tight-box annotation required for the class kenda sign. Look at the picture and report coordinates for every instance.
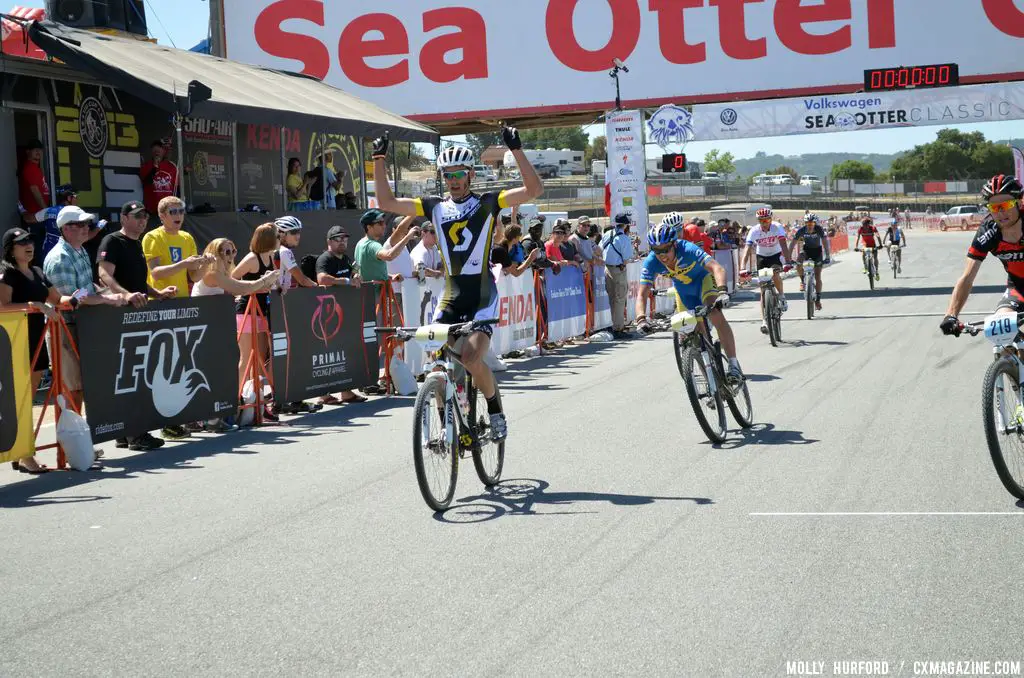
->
[223,0,1024,121]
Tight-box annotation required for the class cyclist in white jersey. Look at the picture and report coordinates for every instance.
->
[743,207,790,333]
[370,127,543,441]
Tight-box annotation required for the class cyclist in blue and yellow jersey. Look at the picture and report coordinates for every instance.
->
[635,221,744,385]
[370,127,543,442]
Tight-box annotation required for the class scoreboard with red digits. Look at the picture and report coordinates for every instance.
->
[661,153,687,173]
[863,63,959,92]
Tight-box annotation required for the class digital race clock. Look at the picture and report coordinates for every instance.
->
[863,63,959,92]
[661,153,687,173]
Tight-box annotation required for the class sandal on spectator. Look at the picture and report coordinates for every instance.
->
[341,393,367,404]
[319,394,342,406]
[12,460,50,475]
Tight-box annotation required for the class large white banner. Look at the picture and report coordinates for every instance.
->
[606,110,648,236]
[400,277,445,375]
[692,82,1024,141]
[493,269,537,355]
[1014,147,1024,182]
[223,1,1024,121]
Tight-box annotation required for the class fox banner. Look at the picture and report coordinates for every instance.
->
[493,268,537,355]
[271,286,378,402]
[543,267,587,343]
[0,312,35,463]
[77,297,240,443]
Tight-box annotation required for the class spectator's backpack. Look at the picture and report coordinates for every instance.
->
[308,172,325,202]
[299,254,318,282]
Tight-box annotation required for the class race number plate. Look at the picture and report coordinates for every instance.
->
[984,314,1018,347]
[756,268,774,284]
[671,311,699,335]
[414,324,450,351]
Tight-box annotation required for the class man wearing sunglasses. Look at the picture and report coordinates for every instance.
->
[143,196,213,300]
[941,175,1024,336]
[369,126,544,442]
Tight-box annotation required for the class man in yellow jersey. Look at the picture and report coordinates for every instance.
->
[370,127,543,441]
[143,196,213,298]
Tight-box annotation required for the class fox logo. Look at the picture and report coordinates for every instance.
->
[115,326,210,418]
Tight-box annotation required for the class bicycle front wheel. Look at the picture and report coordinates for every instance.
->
[763,290,779,347]
[868,258,876,290]
[412,376,459,511]
[805,278,814,320]
[468,378,505,487]
[681,346,727,444]
[673,331,689,380]
[981,357,1024,500]
[726,377,754,429]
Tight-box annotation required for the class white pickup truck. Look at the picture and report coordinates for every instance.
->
[939,205,985,231]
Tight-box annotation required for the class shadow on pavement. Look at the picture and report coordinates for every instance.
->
[806,284,1003,301]
[782,339,849,348]
[710,423,819,450]
[0,397,407,509]
[744,374,781,382]
[496,341,621,393]
[435,477,713,524]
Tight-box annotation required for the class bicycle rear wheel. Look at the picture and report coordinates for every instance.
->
[981,357,1024,500]
[868,257,876,290]
[681,346,727,443]
[468,377,505,487]
[763,290,778,347]
[412,376,459,511]
[771,292,783,343]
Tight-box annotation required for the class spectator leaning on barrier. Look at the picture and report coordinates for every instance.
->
[43,206,130,415]
[312,225,368,407]
[353,209,416,285]
[569,216,601,269]
[492,225,539,277]
[139,139,177,219]
[144,196,209,300]
[546,223,579,268]
[18,139,50,214]
[0,227,90,473]
[231,223,280,421]
[521,218,559,273]
[500,213,525,264]
[410,221,443,279]
[601,213,635,338]
[97,201,174,451]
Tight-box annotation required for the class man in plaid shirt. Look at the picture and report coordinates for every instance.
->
[43,205,133,412]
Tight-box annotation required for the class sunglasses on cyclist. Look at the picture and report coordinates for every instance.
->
[987,199,1019,214]
[652,244,674,254]
[442,170,469,180]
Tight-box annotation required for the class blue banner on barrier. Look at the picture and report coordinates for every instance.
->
[591,265,612,331]
[544,267,587,341]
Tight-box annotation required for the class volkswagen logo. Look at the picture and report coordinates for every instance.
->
[720,108,738,126]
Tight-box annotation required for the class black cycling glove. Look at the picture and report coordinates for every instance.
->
[939,315,960,336]
[371,131,390,159]
[502,125,522,151]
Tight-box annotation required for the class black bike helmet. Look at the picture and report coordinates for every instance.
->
[981,174,1023,200]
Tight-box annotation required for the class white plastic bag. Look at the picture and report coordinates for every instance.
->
[56,395,95,472]
[389,355,418,396]
[484,346,507,372]
[238,377,274,427]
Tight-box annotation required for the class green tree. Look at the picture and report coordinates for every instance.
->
[889,129,1012,180]
[703,149,736,177]
[519,125,589,151]
[768,165,799,181]
[831,159,877,181]
[585,135,607,166]
[466,132,501,158]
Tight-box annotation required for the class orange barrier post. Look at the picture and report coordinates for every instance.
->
[236,295,274,426]
[377,282,405,395]
[28,307,80,470]
[533,269,548,347]
[583,268,594,336]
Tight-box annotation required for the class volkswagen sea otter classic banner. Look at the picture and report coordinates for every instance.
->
[77,296,240,443]
[270,286,378,402]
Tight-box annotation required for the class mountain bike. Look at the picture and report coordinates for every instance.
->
[799,260,817,320]
[855,247,880,290]
[744,265,789,347]
[888,244,903,278]
[377,319,504,511]
[954,312,1024,500]
[671,302,754,444]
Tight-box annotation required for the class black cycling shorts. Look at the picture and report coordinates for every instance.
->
[756,253,784,270]
[799,248,824,264]
[995,288,1024,314]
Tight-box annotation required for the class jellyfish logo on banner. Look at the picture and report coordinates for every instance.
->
[647,104,695,150]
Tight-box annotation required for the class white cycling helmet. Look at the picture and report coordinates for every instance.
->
[437,146,475,170]
[275,215,303,233]
[661,212,684,232]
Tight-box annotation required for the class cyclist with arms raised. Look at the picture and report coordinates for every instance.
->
[882,217,907,274]
[370,127,543,441]
[941,175,1024,336]
[855,217,881,279]
[636,219,743,385]
[789,213,829,311]
[743,207,789,334]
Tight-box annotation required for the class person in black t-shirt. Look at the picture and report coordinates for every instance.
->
[313,225,366,405]
[315,225,361,288]
[97,201,173,305]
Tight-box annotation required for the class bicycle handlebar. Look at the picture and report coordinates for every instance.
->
[376,318,501,342]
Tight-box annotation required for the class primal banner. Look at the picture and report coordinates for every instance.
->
[543,268,586,343]
[77,297,241,443]
[224,1,1024,122]
[605,110,648,239]
[0,313,34,464]
[270,286,378,402]
[692,82,1024,141]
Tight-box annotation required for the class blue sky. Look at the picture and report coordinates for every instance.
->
[22,0,1021,161]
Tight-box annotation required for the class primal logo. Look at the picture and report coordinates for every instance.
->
[312,294,343,345]
[115,326,210,418]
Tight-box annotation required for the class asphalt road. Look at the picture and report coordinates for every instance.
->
[3,231,1024,678]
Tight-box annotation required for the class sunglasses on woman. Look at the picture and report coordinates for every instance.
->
[221,248,236,256]
[167,208,186,216]
[442,170,469,180]
[988,199,1019,214]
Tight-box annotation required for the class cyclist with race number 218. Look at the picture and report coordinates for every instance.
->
[940,175,1024,336]
[370,127,544,442]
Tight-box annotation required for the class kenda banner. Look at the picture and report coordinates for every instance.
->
[77,297,240,443]
[692,82,1024,141]
[493,269,537,355]
[544,268,586,343]
[223,1,1024,121]
[606,110,649,234]
[270,287,379,402]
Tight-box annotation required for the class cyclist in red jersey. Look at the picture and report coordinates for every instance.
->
[941,175,1024,335]
[854,217,881,280]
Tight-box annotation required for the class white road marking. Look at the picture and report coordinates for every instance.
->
[750,512,1024,516]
